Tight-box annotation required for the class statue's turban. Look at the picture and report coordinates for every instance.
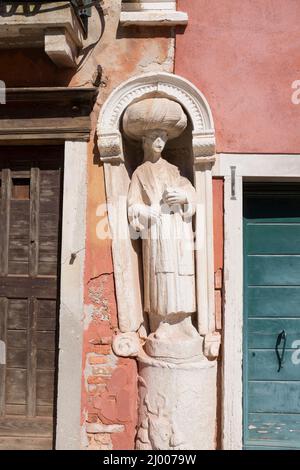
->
[123,98,187,141]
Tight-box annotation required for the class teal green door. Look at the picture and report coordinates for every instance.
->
[243,184,300,450]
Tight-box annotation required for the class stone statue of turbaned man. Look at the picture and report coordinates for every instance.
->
[124,98,202,360]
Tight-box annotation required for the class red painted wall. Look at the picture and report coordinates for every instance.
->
[176,0,300,153]
[212,179,223,332]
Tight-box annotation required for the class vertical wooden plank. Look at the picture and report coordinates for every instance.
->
[0,297,8,417]
[29,167,39,278]
[0,169,11,276]
[26,297,37,418]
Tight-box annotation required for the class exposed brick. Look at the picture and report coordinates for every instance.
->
[93,365,113,375]
[215,289,222,330]
[89,356,108,365]
[86,422,124,433]
[214,268,223,289]
[90,336,113,346]
[87,375,105,385]
[100,336,112,345]
[91,366,113,376]
[92,345,112,355]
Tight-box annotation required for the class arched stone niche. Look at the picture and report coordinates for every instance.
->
[97,72,218,348]
[97,73,220,450]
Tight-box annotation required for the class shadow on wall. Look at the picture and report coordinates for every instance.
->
[116,24,176,40]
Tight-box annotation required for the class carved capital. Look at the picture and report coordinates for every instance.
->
[98,132,124,164]
[193,133,216,165]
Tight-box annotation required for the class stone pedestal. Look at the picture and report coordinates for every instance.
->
[136,352,217,450]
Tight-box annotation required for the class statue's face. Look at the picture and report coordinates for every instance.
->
[143,131,168,155]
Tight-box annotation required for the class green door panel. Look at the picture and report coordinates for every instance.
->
[248,319,300,348]
[248,287,300,317]
[247,224,300,254]
[247,413,300,445]
[248,350,300,380]
[248,256,300,286]
[248,382,300,414]
[245,444,300,450]
[243,184,300,450]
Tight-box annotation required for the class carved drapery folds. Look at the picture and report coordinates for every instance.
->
[97,73,220,449]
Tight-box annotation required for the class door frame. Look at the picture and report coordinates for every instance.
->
[213,154,300,450]
[55,141,87,450]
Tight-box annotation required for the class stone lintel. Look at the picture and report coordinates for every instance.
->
[120,10,188,26]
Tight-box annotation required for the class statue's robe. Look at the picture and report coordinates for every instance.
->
[128,158,196,318]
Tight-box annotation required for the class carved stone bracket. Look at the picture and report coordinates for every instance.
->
[193,132,216,162]
[98,132,124,163]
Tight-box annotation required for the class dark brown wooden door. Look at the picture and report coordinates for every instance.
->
[0,146,63,450]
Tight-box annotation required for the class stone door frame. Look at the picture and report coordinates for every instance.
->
[55,141,87,450]
[213,153,300,450]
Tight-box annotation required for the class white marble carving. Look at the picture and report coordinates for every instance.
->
[124,99,196,322]
[112,332,141,357]
[97,73,217,339]
[97,73,220,450]
[136,355,217,450]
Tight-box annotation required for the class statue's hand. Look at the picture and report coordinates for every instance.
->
[163,188,188,206]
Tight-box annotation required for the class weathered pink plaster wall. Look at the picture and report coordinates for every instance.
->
[176,0,300,153]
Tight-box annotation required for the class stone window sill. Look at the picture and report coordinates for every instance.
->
[120,2,188,27]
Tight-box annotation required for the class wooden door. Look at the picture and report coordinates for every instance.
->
[0,146,63,450]
[243,183,300,450]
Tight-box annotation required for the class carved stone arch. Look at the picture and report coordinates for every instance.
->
[97,73,218,341]
[97,72,215,163]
